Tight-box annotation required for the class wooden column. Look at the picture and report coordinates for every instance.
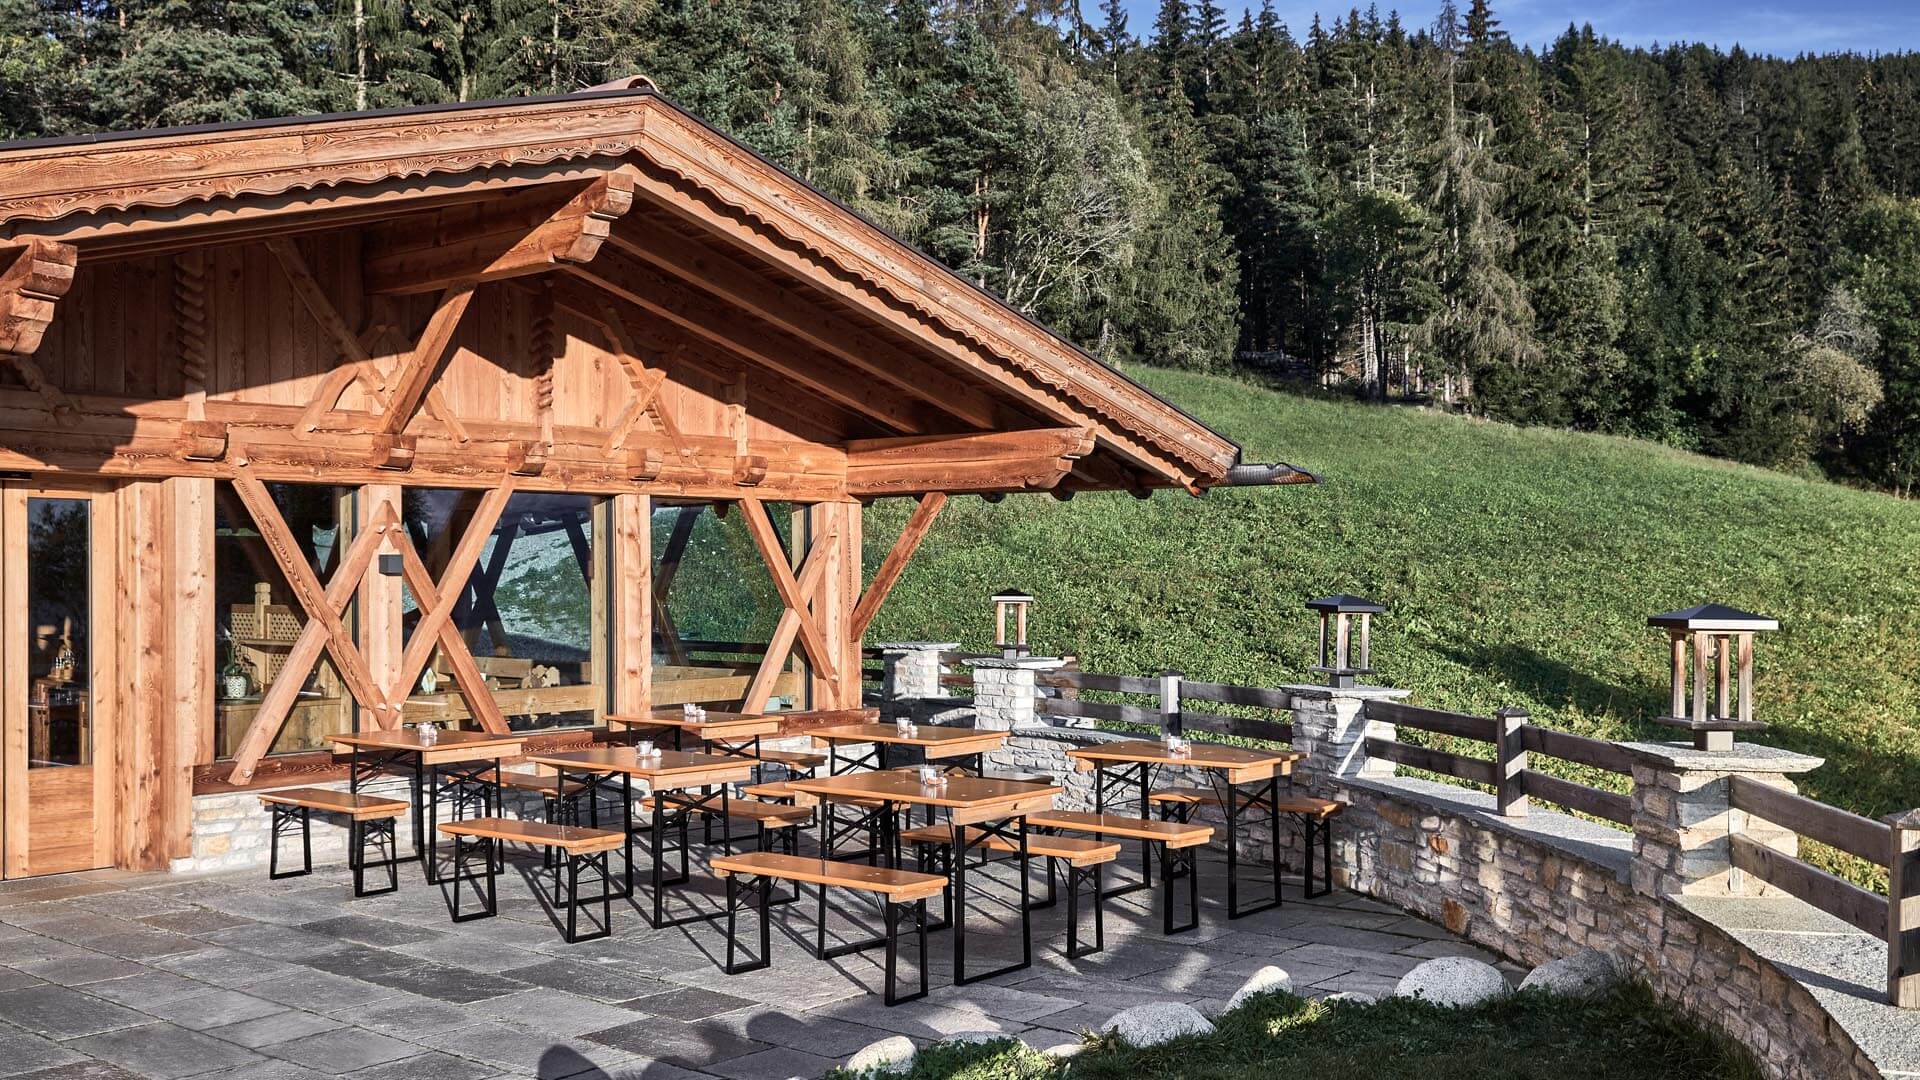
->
[611,492,651,716]
[168,479,213,862]
[808,501,861,710]
[358,484,405,725]
[1496,707,1530,819]
[1892,809,1920,1009]
[115,480,183,870]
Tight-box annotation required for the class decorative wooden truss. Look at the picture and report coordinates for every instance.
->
[740,497,840,713]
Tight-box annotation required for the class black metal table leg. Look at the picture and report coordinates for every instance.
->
[952,814,1033,985]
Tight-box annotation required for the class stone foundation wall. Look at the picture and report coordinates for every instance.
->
[973,721,1880,1080]
[1331,775,1877,1080]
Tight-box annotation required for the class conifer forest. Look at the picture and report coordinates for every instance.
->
[7,1,1920,488]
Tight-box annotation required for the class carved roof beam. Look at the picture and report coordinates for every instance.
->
[362,171,635,296]
[844,427,1094,497]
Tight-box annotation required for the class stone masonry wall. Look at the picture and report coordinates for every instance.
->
[1329,775,1879,1080]
[982,722,1879,1080]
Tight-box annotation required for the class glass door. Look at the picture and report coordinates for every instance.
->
[1,483,116,878]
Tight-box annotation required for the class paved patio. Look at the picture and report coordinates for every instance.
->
[0,845,1503,1080]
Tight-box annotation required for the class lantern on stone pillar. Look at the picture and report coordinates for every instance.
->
[1307,595,1385,688]
[992,589,1034,659]
[1648,604,1778,751]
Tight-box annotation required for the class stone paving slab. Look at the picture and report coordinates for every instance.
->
[0,841,1478,1078]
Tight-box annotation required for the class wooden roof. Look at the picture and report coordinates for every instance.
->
[0,86,1279,494]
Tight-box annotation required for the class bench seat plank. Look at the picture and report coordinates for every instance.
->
[898,825,1120,866]
[710,852,948,902]
[1027,810,1213,848]
[497,773,591,799]
[1145,787,1344,819]
[638,797,812,826]
[437,817,625,854]
[260,788,409,821]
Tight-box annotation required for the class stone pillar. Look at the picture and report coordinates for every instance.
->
[1286,683,1412,794]
[875,642,959,723]
[1623,741,1824,899]
[966,655,1066,731]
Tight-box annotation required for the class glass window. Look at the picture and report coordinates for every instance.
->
[212,482,355,758]
[399,489,605,733]
[26,498,92,768]
[651,500,809,710]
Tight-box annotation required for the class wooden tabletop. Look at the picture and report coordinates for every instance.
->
[605,710,781,739]
[332,728,527,759]
[527,747,753,786]
[809,723,1009,757]
[1066,739,1303,783]
[786,770,1059,826]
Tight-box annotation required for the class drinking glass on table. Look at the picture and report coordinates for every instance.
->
[637,738,656,757]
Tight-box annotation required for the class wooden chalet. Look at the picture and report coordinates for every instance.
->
[0,82,1304,878]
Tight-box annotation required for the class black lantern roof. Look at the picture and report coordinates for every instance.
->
[991,589,1034,603]
[1306,594,1386,614]
[1647,604,1779,632]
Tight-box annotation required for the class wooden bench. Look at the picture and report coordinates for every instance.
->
[900,825,1118,957]
[1146,788,1344,899]
[259,788,409,897]
[639,795,812,853]
[435,818,625,942]
[1025,810,1213,934]
[710,852,943,1005]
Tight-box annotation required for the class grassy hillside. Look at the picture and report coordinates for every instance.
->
[863,367,1920,879]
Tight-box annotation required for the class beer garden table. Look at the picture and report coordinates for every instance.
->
[527,747,753,927]
[1065,739,1305,918]
[784,770,1058,983]
[332,728,527,881]
[605,708,781,758]
[807,722,1010,774]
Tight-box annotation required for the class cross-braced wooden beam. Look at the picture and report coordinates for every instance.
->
[741,513,841,713]
[227,486,401,783]
[849,492,945,643]
[379,285,475,437]
[740,497,841,706]
[382,481,516,733]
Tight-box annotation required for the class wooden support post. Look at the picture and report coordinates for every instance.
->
[1159,670,1183,736]
[1496,707,1530,818]
[611,492,651,715]
[848,491,945,643]
[1669,632,1687,719]
[358,485,405,726]
[1891,809,1920,1009]
[1736,632,1755,725]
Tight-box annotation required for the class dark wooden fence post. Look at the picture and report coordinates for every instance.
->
[1160,670,1183,736]
[1891,808,1920,1009]
[1496,707,1530,818]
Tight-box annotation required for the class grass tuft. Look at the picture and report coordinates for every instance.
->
[827,983,1760,1080]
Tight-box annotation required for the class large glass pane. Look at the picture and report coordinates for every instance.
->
[212,482,355,758]
[26,498,91,768]
[651,501,809,710]
[400,489,604,732]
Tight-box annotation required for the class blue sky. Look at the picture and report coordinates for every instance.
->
[1117,1,1920,57]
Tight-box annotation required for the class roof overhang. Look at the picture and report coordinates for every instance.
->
[0,87,1294,495]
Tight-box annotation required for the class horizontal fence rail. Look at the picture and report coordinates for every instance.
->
[1729,835,1889,937]
[1729,775,1892,865]
[1364,736,1500,785]
[1360,701,1634,826]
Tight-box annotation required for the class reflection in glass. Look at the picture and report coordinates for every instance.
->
[651,501,809,710]
[400,489,604,732]
[27,499,91,768]
[212,482,354,758]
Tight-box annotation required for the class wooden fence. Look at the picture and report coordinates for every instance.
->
[1360,700,1636,827]
[1726,776,1920,1007]
[1032,668,1295,745]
